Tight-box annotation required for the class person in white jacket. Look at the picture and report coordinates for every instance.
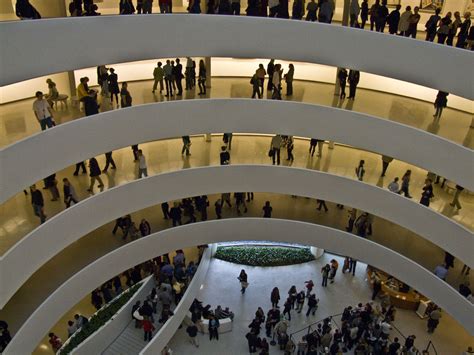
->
[350,0,360,27]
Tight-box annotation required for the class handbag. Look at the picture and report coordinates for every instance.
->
[241,281,249,288]
[268,148,274,157]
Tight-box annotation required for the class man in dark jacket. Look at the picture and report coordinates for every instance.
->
[30,184,46,223]
[387,5,401,34]
[84,90,99,116]
[174,58,183,95]
[347,70,360,99]
[87,157,104,193]
[16,0,41,19]
[220,146,230,165]
[375,0,388,32]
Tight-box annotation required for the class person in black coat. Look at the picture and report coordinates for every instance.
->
[174,58,183,95]
[16,0,41,19]
[87,157,104,193]
[387,5,401,35]
[347,70,360,99]
[375,0,389,32]
[84,90,99,116]
[30,184,46,223]
[433,91,449,119]
[169,202,182,226]
[338,68,348,99]
[108,68,120,105]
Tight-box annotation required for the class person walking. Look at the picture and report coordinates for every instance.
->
[347,70,360,99]
[73,161,87,176]
[33,91,54,131]
[450,185,464,209]
[30,184,46,223]
[284,64,294,96]
[63,178,79,208]
[355,160,365,181]
[262,201,273,218]
[380,155,393,177]
[433,91,449,120]
[152,62,164,94]
[321,264,330,287]
[337,68,348,99]
[182,136,191,156]
[316,199,328,212]
[238,269,248,294]
[142,317,155,341]
[296,291,305,313]
[283,298,292,321]
[250,71,262,99]
[103,151,117,172]
[87,157,104,193]
[186,323,199,347]
[399,170,412,198]
[329,259,339,283]
[137,150,148,178]
[271,287,280,308]
[270,134,283,165]
[198,59,207,95]
[256,64,266,96]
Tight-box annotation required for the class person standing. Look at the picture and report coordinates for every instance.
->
[33,91,54,131]
[306,294,318,316]
[371,273,382,300]
[337,68,348,99]
[87,157,104,193]
[369,0,380,31]
[174,58,184,96]
[137,150,148,178]
[399,170,412,198]
[169,202,182,226]
[306,0,317,22]
[142,317,155,341]
[262,201,273,218]
[271,287,280,308]
[380,155,393,176]
[220,146,230,165]
[346,208,357,232]
[425,8,441,41]
[355,160,365,181]
[321,264,330,287]
[360,0,368,28]
[419,178,434,207]
[230,0,240,15]
[456,12,472,48]
[329,259,339,284]
[238,269,248,294]
[30,184,46,224]
[120,82,132,108]
[63,178,79,208]
[349,258,357,276]
[375,0,388,32]
[223,133,233,150]
[270,134,283,165]
[398,6,412,36]
[433,91,449,120]
[208,315,220,340]
[349,0,360,27]
[272,64,282,100]
[44,174,60,201]
[407,6,420,38]
[256,64,266,96]
[347,70,360,99]
[108,68,120,106]
[198,60,207,95]
[427,307,441,333]
[286,136,294,162]
[386,5,401,34]
[182,136,191,156]
[267,59,275,91]
[84,90,99,116]
[296,291,305,313]
[139,219,151,237]
[152,62,164,94]
[163,60,173,97]
[161,202,170,220]
[186,323,199,347]
[284,64,294,96]
[450,185,464,209]
[214,199,223,219]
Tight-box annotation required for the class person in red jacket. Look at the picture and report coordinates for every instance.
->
[142,317,155,342]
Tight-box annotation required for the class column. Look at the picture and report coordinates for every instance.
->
[205,57,212,142]
[329,0,350,150]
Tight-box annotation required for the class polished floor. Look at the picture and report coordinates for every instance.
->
[1,78,473,351]
[168,256,473,354]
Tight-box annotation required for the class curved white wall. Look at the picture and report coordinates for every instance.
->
[1,100,472,204]
[1,15,472,99]
[1,165,472,310]
[3,219,473,354]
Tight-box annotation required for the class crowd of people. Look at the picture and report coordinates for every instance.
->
[45,248,204,352]
[14,0,474,51]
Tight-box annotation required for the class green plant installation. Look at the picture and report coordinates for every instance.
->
[215,246,314,266]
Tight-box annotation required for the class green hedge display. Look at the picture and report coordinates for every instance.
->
[59,283,142,355]
[215,246,314,266]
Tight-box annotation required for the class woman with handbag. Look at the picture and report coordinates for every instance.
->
[238,269,249,294]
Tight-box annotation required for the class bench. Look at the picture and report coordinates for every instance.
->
[51,94,69,110]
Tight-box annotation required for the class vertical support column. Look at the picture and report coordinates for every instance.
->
[205,57,212,142]
[329,0,351,150]
[67,71,77,98]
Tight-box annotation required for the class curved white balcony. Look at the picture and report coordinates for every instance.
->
[0,165,472,310]
[1,100,472,204]
[3,218,473,354]
[0,15,472,100]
